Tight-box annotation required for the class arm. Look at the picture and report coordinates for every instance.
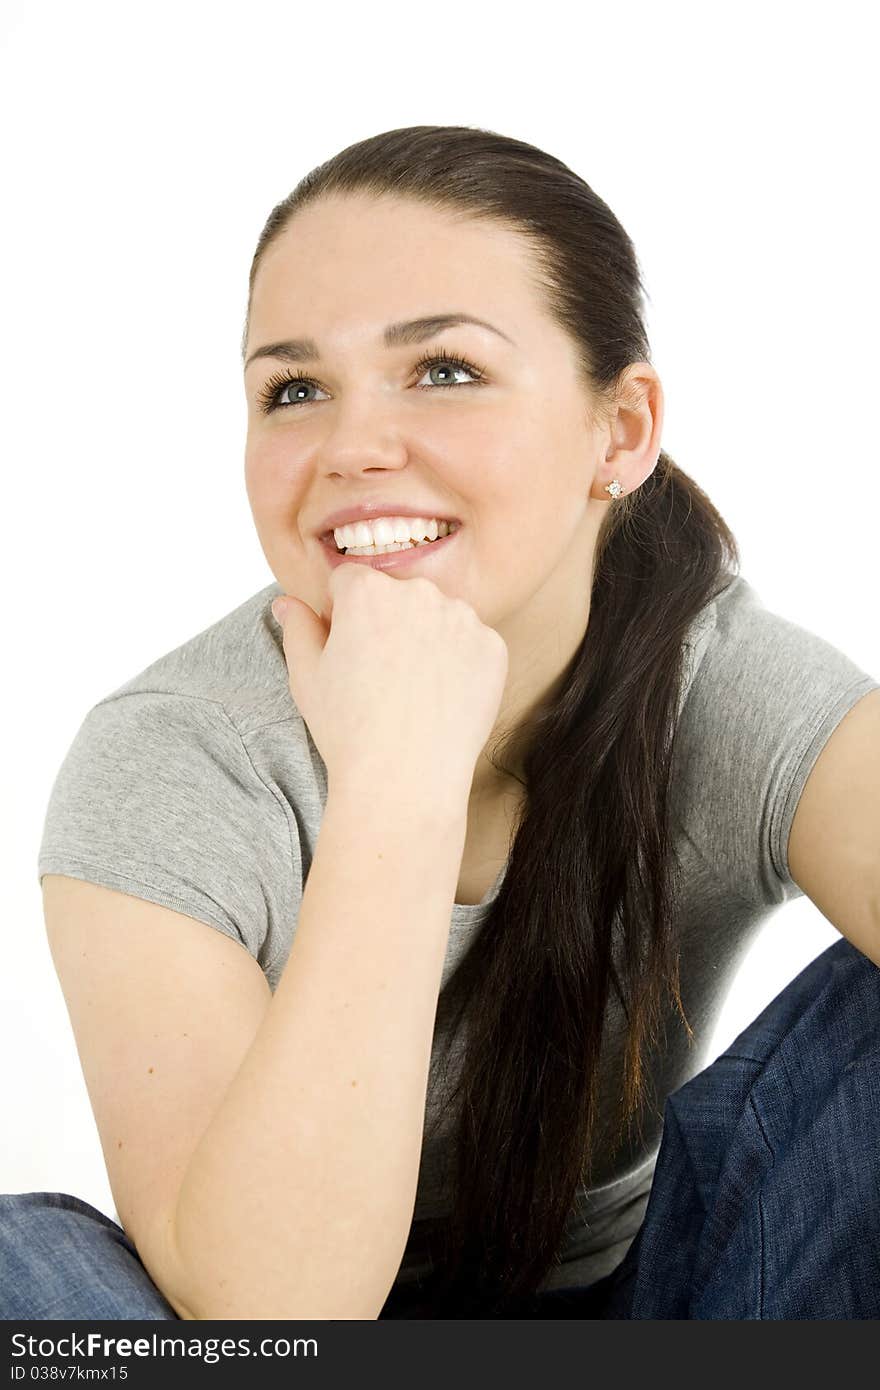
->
[167,774,470,1320]
[787,686,880,967]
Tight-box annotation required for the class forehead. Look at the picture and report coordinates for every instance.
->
[248,194,542,337]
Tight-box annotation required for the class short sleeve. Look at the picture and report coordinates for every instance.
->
[671,584,880,909]
[37,691,285,971]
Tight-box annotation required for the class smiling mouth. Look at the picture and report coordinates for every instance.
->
[320,522,462,555]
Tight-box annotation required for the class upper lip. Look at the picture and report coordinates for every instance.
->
[314,501,461,539]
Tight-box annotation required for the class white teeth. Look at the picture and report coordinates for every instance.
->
[348,541,428,555]
[332,515,453,552]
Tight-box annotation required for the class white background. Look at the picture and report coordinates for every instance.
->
[2,1,877,1223]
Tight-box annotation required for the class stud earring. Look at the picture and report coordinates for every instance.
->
[604,479,625,499]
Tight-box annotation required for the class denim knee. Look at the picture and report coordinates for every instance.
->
[0,1192,180,1321]
[624,938,880,1319]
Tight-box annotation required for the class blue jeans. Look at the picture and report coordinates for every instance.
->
[2,937,878,1320]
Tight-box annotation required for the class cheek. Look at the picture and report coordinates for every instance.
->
[245,446,300,511]
[246,439,284,477]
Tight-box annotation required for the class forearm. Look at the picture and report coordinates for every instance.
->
[168,778,469,1320]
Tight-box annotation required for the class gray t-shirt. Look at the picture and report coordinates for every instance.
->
[37,572,879,1293]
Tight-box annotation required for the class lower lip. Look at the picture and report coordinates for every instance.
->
[319,526,462,572]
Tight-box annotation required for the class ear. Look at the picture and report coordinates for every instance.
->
[590,362,664,501]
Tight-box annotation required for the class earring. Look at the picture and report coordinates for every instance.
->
[604,479,625,499]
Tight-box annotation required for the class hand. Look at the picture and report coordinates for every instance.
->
[272,564,509,799]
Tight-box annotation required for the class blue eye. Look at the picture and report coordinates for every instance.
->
[255,346,487,414]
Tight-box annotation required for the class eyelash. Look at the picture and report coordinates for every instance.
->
[254,345,488,415]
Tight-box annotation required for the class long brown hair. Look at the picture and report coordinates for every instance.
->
[243,125,740,1317]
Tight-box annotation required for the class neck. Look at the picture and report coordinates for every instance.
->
[469,507,602,808]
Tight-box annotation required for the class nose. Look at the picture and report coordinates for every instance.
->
[314,402,412,479]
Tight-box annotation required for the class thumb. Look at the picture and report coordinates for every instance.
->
[270,595,293,626]
[270,594,329,687]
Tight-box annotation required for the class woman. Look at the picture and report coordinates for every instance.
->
[9,124,880,1320]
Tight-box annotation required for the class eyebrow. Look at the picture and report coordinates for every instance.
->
[243,313,516,371]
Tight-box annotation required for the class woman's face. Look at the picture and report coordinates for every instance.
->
[243,193,637,640]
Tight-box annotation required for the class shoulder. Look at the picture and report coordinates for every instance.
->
[37,582,304,978]
[671,573,879,907]
[96,581,292,735]
[680,572,874,742]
